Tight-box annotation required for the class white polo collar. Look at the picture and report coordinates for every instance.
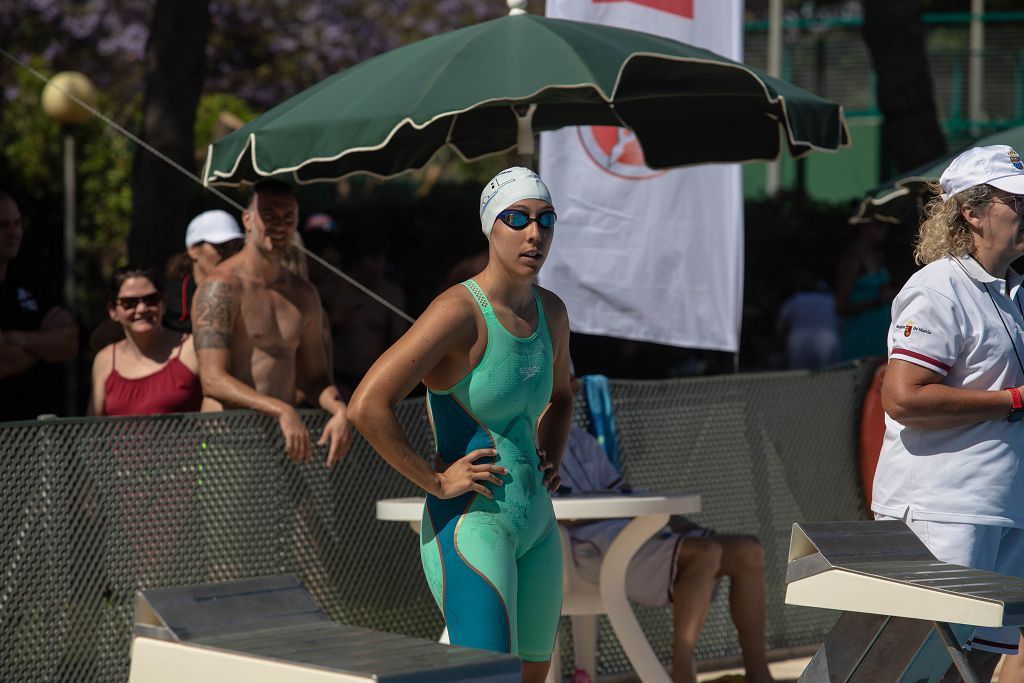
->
[952,255,1024,298]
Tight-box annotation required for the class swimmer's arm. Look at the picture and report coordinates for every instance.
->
[193,278,294,417]
[537,291,573,473]
[882,359,1021,429]
[348,295,476,495]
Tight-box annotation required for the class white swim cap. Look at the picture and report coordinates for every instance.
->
[479,167,552,238]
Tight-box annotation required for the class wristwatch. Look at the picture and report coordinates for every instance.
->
[1007,387,1024,422]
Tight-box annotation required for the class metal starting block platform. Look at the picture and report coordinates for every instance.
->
[785,521,1024,683]
[128,575,520,682]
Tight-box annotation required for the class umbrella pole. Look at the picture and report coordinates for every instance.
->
[515,103,538,160]
[508,0,531,168]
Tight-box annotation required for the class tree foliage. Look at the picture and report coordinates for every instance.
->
[863,0,947,171]
[0,0,505,335]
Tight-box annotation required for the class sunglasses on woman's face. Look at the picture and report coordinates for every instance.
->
[497,209,557,230]
[993,195,1024,216]
[116,292,162,310]
[208,239,244,257]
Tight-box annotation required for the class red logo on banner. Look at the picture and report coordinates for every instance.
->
[577,126,667,181]
[592,0,694,19]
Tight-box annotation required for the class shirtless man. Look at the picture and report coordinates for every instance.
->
[192,180,351,465]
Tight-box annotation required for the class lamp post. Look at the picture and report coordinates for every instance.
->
[41,70,96,416]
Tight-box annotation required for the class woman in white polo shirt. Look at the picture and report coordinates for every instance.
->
[873,145,1024,680]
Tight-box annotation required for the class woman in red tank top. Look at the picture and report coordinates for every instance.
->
[88,265,203,416]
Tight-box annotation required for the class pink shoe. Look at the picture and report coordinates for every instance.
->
[570,670,593,683]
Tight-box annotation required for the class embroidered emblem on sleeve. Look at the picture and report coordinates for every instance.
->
[895,319,932,337]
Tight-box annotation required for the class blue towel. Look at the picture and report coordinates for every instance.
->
[581,374,620,471]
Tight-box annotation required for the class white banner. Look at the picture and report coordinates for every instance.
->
[539,0,744,352]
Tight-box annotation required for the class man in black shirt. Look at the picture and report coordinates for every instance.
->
[0,191,78,420]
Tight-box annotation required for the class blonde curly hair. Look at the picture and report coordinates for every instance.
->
[914,182,996,265]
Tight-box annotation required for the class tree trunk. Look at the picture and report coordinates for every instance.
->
[129,0,210,269]
[863,0,946,173]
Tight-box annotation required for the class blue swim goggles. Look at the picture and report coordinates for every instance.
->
[497,208,557,230]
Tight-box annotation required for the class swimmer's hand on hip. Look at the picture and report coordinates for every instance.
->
[537,449,560,494]
[434,448,506,499]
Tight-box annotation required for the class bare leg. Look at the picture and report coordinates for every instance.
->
[714,535,775,683]
[999,638,1024,683]
[671,537,722,683]
[521,659,550,683]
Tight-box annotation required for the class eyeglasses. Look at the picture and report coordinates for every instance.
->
[116,293,162,310]
[208,239,244,257]
[993,195,1024,216]
[497,209,557,230]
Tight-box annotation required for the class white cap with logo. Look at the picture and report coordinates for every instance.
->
[939,145,1024,200]
[185,210,244,248]
[479,167,552,238]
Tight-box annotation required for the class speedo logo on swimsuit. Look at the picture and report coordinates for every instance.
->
[520,366,540,381]
[895,320,932,337]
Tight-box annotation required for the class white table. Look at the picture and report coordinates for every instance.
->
[377,493,700,683]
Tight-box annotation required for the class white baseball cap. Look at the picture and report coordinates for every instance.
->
[479,167,552,238]
[939,145,1024,200]
[185,210,244,248]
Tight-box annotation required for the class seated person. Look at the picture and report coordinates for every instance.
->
[559,376,775,683]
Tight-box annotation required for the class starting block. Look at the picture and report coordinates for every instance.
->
[785,521,1024,683]
[128,575,520,682]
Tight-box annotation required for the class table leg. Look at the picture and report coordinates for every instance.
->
[933,621,980,683]
[599,513,671,683]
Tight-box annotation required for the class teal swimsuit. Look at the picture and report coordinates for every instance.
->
[419,279,563,661]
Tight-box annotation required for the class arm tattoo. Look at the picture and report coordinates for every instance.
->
[193,281,234,350]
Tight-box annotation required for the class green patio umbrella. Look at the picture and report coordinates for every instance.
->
[203,14,849,186]
[852,124,1024,224]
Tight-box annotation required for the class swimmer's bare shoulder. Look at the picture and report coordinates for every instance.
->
[361,285,479,397]
[411,284,481,356]
[535,285,569,336]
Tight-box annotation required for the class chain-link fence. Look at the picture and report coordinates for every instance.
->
[745,15,1024,136]
[1,365,875,682]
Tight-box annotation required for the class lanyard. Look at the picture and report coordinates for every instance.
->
[964,255,1024,377]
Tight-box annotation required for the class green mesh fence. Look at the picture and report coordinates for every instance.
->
[0,365,874,682]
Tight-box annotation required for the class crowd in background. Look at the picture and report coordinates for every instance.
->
[0,189,411,420]
[0,185,918,422]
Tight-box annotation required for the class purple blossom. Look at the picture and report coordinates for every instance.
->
[63,12,102,40]
[2,0,508,110]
